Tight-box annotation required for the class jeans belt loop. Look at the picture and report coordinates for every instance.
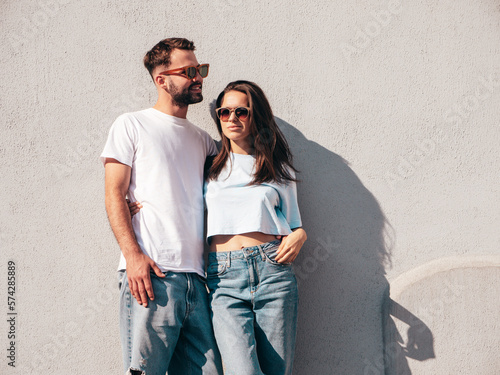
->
[257,244,265,261]
[226,252,231,268]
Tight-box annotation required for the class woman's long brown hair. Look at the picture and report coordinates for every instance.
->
[208,80,297,185]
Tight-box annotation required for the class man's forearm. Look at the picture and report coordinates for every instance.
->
[105,189,143,259]
[103,161,162,306]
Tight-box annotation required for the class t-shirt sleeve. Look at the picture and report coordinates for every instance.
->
[100,114,137,167]
[206,135,218,157]
[278,172,302,229]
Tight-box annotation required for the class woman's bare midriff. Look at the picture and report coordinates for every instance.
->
[210,232,278,252]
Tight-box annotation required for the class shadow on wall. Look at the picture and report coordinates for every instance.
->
[276,118,434,375]
[383,298,435,375]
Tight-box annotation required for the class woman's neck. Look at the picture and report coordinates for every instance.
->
[230,140,253,155]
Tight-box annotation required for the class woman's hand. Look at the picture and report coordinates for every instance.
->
[126,199,142,217]
[275,228,307,264]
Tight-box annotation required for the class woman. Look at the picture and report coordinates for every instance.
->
[205,80,306,375]
[130,80,306,375]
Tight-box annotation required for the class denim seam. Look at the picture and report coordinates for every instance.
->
[189,274,196,315]
[125,276,133,366]
[249,258,261,295]
[182,274,191,325]
[257,244,265,261]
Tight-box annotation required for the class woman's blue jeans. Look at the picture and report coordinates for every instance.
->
[206,240,298,375]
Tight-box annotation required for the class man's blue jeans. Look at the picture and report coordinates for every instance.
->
[206,240,299,375]
[118,270,222,375]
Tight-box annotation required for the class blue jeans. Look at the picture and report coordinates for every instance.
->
[206,240,298,375]
[118,270,223,375]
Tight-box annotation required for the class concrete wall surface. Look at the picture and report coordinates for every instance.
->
[1,0,499,374]
[384,256,500,374]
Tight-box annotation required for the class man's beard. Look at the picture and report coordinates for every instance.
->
[167,80,203,107]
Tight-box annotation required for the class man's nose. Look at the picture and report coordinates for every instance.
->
[192,70,203,82]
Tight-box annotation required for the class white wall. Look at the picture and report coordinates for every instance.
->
[1,0,499,374]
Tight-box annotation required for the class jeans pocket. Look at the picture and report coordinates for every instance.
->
[117,270,126,290]
[263,247,292,266]
[207,260,228,277]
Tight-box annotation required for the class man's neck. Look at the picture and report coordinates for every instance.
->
[153,101,188,119]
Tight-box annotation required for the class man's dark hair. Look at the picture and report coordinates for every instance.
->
[143,38,195,78]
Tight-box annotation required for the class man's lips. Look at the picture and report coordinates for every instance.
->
[189,84,202,92]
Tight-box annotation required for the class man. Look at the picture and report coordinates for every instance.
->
[101,38,222,375]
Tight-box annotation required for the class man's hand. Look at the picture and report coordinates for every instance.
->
[126,252,165,307]
[275,228,307,264]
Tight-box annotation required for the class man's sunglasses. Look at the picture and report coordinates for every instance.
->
[215,107,250,122]
[158,64,209,80]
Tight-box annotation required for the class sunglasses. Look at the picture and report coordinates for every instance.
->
[215,107,250,121]
[158,64,209,80]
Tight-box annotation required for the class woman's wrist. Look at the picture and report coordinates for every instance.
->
[292,227,307,244]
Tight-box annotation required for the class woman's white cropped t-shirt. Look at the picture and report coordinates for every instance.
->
[204,152,302,240]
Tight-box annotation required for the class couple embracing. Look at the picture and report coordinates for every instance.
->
[101,38,307,375]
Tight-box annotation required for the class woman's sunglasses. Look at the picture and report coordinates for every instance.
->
[158,64,209,80]
[215,107,250,122]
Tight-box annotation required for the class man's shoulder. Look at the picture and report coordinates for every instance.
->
[189,123,217,156]
[111,109,155,132]
[115,108,151,123]
[186,120,214,140]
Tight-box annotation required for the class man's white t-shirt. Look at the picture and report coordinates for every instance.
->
[101,108,217,277]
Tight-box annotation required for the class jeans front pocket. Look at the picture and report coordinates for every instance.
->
[117,270,126,290]
[263,246,292,266]
[207,259,228,277]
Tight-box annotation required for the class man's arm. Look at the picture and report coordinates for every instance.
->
[104,158,164,307]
